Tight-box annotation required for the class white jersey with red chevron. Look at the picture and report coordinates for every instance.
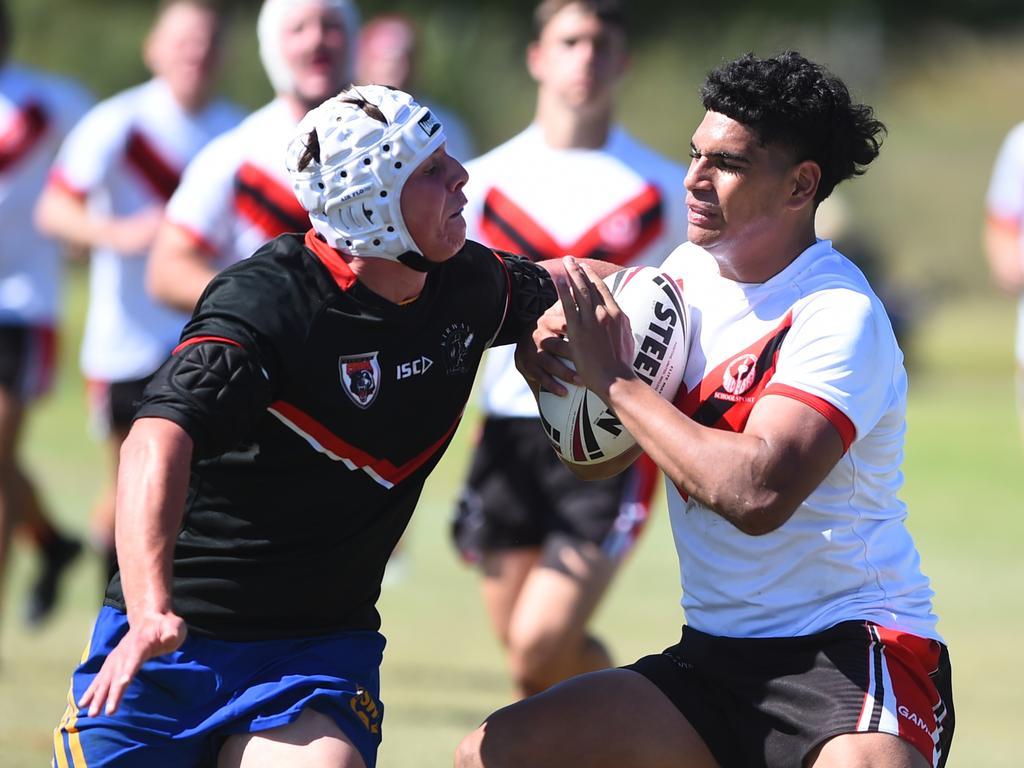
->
[0,64,91,324]
[50,78,242,381]
[464,124,687,417]
[986,121,1024,365]
[661,239,940,641]
[165,98,311,271]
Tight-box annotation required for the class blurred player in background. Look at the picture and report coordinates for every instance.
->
[0,0,92,628]
[458,50,954,768]
[146,0,359,313]
[985,121,1024,442]
[35,0,242,582]
[356,13,474,162]
[451,0,686,699]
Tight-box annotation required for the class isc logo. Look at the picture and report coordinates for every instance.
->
[397,355,433,380]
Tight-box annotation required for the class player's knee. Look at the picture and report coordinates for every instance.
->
[506,630,563,694]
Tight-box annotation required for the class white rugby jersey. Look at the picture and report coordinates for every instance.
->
[50,78,242,381]
[0,64,91,325]
[663,239,940,641]
[986,122,1024,365]
[465,124,687,417]
[164,98,310,271]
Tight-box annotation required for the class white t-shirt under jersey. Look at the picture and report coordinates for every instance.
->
[0,64,91,325]
[50,78,242,381]
[662,239,940,641]
[165,98,310,271]
[986,121,1024,365]
[465,124,687,417]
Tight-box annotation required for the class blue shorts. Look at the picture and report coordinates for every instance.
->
[53,606,386,768]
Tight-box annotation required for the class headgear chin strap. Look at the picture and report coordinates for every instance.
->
[257,0,360,97]
[286,85,448,265]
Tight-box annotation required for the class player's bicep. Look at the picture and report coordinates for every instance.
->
[744,393,847,508]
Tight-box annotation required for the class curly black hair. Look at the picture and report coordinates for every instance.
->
[700,51,886,203]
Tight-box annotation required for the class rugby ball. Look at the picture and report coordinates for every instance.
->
[537,266,690,465]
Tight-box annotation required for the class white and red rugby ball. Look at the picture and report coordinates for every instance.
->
[537,265,690,465]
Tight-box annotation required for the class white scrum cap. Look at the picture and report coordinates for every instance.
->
[285,85,447,268]
[257,0,360,96]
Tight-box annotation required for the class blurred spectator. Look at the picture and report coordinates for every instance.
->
[984,123,1024,441]
[451,0,687,699]
[0,0,92,628]
[146,0,359,313]
[356,13,474,162]
[34,0,243,584]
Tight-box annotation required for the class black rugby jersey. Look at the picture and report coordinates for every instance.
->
[105,231,553,639]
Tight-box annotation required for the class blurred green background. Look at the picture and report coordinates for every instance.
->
[2,1,1023,766]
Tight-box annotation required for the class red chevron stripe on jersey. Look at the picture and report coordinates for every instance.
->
[125,128,182,201]
[268,399,463,489]
[235,162,310,239]
[674,311,855,449]
[481,184,664,265]
[0,102,49,174]
[674,312,795,433]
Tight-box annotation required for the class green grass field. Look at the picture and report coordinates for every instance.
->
[0,269,1021,766]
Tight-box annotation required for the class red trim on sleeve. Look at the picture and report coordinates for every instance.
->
[46,169,88,199]
[165,220,218,258]
[304,229,357,292]
[764,382,856,452]
[172,336,242,355]
[986,211,1022,234]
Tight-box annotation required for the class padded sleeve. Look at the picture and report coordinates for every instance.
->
[491,252,558,347]
[134,340,274,459]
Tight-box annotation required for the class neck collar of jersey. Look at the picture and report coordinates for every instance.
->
[305,229,357,292]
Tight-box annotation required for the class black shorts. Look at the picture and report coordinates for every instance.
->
[627,621,955,768]
[0,324,56,401]
[452,417,659,563]
[87,373,156,434]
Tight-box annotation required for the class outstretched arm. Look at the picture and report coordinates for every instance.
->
[984,217,1024,296]
[78,418,192,716]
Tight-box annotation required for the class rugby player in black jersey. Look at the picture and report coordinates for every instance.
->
[52,85,617,768]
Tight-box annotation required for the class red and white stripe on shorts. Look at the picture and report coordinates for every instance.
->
[857,623,950,767]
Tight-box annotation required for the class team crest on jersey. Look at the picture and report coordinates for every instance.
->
[598,211,641,250]
[722,353,759,396]
[441,322,474,375]
[339,352,381,408]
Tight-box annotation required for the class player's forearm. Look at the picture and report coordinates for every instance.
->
[984,222,1024,295]
[604,376,791,535]
[35,185,107,249]
[115,418,193,618]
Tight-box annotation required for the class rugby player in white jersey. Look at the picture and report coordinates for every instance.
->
[458,51,955,768]
[0,0,91,628]
[145,0,359,313]
[985,122,1024,442]
[35,0,242,582]
[451,0,687,699]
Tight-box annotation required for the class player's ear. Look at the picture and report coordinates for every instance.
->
[526,41,544,83]
[788,160,820,212]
